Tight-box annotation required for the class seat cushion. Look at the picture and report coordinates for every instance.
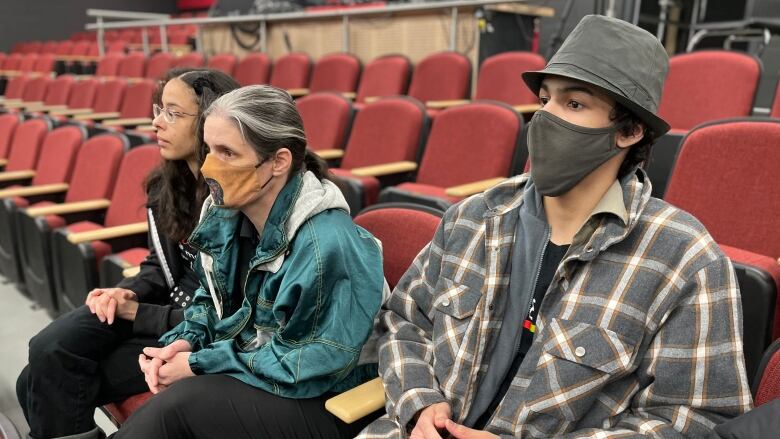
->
[394,182,462,205]
[66,221,112,263]
[330,168,380,206]
[103,391,154,424]
[115,247,149,266]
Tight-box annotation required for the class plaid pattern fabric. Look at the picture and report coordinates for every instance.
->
[359,170,752,438]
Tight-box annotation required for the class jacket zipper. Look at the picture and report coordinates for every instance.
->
[515,227,551,356]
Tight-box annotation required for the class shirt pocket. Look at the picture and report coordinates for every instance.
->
[524,317,638,431]
[431,278,483,370]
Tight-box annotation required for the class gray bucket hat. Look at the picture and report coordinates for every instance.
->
[523,15,671,137]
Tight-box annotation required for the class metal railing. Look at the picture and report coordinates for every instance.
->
[85,0,543,53]
[86,9,171,56]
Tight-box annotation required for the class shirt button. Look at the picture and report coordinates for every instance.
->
[585,245,594,253]
[575,346,586,357]
[442,298,451,307]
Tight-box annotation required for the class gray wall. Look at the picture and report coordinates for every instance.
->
[0,0,178,52]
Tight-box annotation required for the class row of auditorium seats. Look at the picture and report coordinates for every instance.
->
[0,117,157,317]
[0,49,547,112]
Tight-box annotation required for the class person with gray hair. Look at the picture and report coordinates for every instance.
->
[112,85,386,438]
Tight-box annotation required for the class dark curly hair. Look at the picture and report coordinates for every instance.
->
[610,103,657,178]
[145,68,240,242]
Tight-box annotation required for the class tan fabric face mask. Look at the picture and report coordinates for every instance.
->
[200,153,272,208]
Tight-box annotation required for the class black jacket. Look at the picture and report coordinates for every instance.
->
[116,184,200,337]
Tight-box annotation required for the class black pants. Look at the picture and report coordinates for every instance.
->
[17,306,158,439]
[113,375,381,439]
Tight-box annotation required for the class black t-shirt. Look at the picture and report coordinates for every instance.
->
[232,215,259,316]
[474,241,569,429]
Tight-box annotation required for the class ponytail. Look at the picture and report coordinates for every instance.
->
[302,148,332,181]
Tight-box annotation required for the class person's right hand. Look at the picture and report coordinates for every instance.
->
[85,288,137,324]
[410,402,452,439]
[141,339,192,392]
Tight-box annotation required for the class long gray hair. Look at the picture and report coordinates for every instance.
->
[203,85,330,180]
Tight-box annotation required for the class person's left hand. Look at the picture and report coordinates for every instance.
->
[156,352,194,387]
[444,420,500,439]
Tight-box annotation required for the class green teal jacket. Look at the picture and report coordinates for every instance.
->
[160,172,385,398]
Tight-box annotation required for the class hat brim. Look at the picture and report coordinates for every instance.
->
[522,64,670,138]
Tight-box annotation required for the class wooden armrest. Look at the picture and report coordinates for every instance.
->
[2,100,33,109]
[73,112,122,121]
[363,96,380,104]
[67,221,148,244]
[33,104,68,112]
[0,159,7,167]
[426,99,470,109]
[325,377,385,424]
[133,125,156,132]
[49,108,94,116]
[102,117,153,127]
[0,98,22,106]
[73,75,97,80]
[342,92,356,100]
[123,265,141,278]
[350,161,418,177]
[445,177,506,197]
[0,169,35,182]
[0,183,68,198]
[287,88,310,97]
[25,199,110,217]
[18,101,46,110]
[3,71,22,78]
[512,103,542,114]
[314,149,345,160]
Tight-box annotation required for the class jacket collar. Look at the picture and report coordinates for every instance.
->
[482,168,652,247]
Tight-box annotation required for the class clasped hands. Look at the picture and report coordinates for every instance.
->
[411,402,499,439]
[138,339,195,394]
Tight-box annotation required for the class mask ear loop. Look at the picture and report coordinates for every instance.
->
[255,156,274,189]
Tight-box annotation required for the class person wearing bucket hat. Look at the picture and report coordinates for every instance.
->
[358,14,751,439]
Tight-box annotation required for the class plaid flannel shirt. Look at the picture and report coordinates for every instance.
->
[358,170,752,438]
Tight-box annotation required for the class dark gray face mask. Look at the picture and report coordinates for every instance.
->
[528,110,621,197]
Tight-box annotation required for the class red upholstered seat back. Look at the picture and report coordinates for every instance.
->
[771,85,780,118]
[340,97,426,169]
[65,135,126,203]
[17,54,38,72]
[475,51,546,106]
[234,52,271,86]
[31,126,85,185]
[117,52,147,78]
[207,53,238,76]
[755,339,780,406]
[172,52,205,69]
[354,205,442,289]
[92,79,126,113]
[296,93,352,151]
[0,114,20,159]
[269,52,311,89]
[95,53,124,77]
[2,54,22,70]
[355,55,412,104]
[104,145,161,227]
[66,78,99,109]
[33,54,56,73]
[20,76,50,102]
[40,41,58,54]
[416,102,520,187]
[145,52,174,80]
[665,120,780,259]
[309,53,361,94]
[4,75,31,99]
[43,75,75,106]
[4,119,49,172]
[408,51,471,103]
[658,51,760,131]
[70,41,91,57]
[119,80,154,118]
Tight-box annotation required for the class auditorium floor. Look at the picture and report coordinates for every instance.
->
[0,276,117,437]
